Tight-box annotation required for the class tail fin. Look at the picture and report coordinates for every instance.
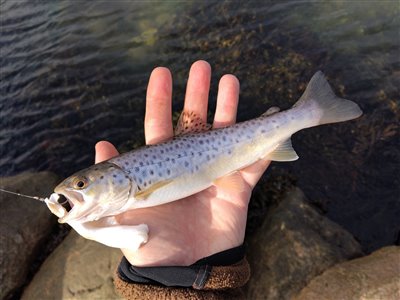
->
[293,71,362,125]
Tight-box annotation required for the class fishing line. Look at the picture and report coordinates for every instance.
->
[0,188,69,206]
[0,188,47,202]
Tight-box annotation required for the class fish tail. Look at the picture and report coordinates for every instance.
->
[293,71,362,126]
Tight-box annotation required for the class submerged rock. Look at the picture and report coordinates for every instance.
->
[245,187,363,300]
[22,231,123,300]
[295,246,400,300]
[0,172,60,300]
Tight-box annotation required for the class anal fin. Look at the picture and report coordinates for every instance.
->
[265,138,299,161]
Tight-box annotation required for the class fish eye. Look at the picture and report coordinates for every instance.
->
[73,177,88,189]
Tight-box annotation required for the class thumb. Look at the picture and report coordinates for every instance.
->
[95,141,119,163]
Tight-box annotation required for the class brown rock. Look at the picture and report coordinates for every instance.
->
[245,187,363,300]
[295,246,400,300]
[22,230,123,300]
[0,172,60,299]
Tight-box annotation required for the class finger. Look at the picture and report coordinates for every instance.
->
[183,60,211,122]
[95,141,119,163]
[213,74,239,128]
[145,67,173,145]
[240,159,271,189]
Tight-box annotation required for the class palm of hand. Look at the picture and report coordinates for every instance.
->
[95,61,269,266]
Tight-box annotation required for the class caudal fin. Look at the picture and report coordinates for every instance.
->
[293,71,362,125]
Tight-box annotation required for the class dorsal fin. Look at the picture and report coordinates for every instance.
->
[262,106,280,117]
[174,111,211,136]
[265,138,299,161]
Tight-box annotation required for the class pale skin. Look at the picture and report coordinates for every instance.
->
[95,60,270,267]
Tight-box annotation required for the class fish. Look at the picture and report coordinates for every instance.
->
[44,71,362,250]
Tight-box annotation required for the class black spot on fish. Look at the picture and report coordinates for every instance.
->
[135,167,139,172]
[143,182,147,187]
[171,158,175,163]
[100,176,104,180]
[167,169,171,175]
[125,175,129,179]
[199,140,204,145]
[184,161,189,167]
[150,170,154,175]
[113,174,117,178]
[139,162,144,166]
[261,129,266,133]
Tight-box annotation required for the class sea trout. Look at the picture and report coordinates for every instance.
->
[45,71,362,250]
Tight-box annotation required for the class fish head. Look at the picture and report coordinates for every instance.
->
[53,162,133,223]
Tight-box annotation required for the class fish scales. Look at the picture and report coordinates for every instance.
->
[111,114,283,192]
[106,111,298,211]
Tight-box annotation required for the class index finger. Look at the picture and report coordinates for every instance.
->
[145,67,173,145]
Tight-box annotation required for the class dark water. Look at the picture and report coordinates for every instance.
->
[1,1,399,253]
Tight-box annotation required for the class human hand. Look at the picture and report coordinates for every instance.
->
[95,60,270,267]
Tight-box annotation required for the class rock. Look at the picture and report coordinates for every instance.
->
[22,230,123,300]
[245,187,363,300]
[295,246,400,300]
[0,172,60,300]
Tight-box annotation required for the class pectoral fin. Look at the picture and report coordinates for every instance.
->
[265,138,299,161]
[135,179,173,200]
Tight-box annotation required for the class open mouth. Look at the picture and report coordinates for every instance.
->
[49,189,86,223]
[57,194,72,212]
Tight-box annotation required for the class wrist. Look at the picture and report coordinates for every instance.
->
[114,245,250,299]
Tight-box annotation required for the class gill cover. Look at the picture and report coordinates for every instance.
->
[55,161,133,223]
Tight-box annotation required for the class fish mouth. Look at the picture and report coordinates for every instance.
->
[53,188,85,223]
[57,194,72,212]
